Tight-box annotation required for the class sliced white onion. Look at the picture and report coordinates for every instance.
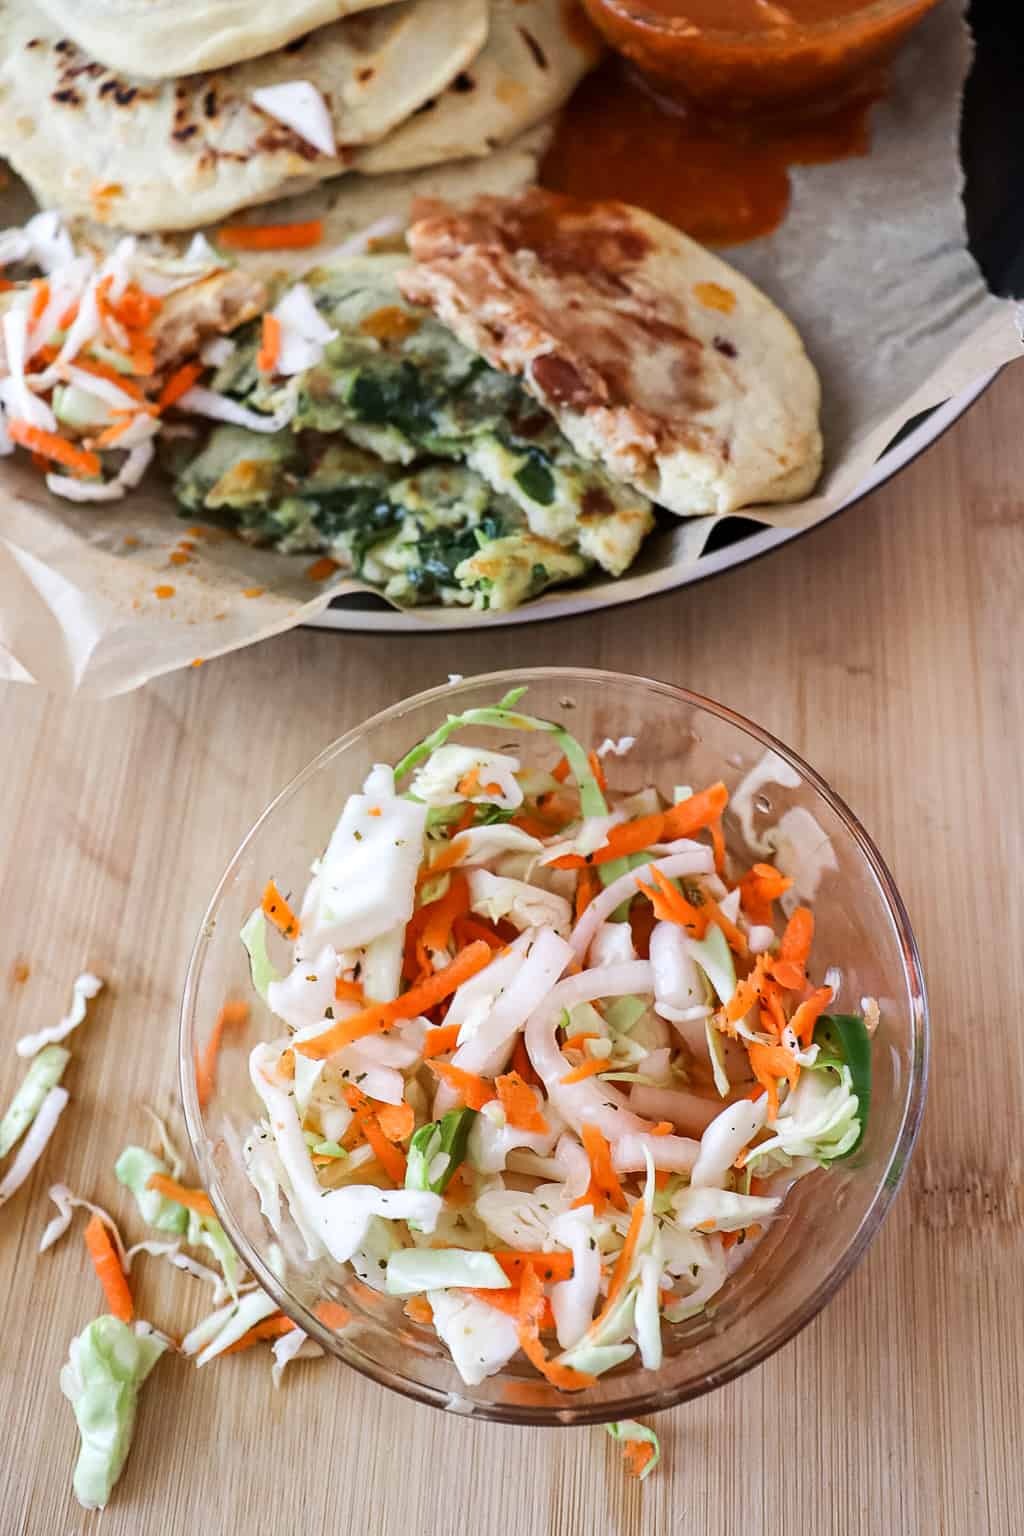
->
[177,387,293,433]
[324,214,403,263]
[570,850,714,961]
[39,1182,126,1262]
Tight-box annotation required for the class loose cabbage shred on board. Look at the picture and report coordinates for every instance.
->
[61,1315,166,1510]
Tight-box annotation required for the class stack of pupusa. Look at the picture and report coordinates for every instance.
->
[0,0,599,235]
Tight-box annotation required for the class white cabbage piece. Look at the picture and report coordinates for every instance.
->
[297,766,427,955]
[746,1064,861,1166]
[589,922,637,968]
[549,1208,603,1350]
[571,850,714,961]
[452,926,571,1077]
[266,946,338,1031]
[445,825,545,865]
[689,1097,769,1189]
[385,1247,509,1295]
[427,1289,520,1386]
[671,1187,780,1232]
[537,812,626,865]
[467,869,572,938]
[411,745,524,810]
[249,1044,439,1261]
[61,1317,166,1508]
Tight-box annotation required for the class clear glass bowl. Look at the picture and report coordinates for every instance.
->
[180,669,927,1426]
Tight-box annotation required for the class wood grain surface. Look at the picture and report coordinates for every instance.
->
[1,366,1021,1536]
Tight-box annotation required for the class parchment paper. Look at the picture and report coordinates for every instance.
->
[0,0,1019,695]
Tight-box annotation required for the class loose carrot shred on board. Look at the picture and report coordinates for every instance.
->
[496,1071,549,1133]
[196,998,249,1108]
[574,1124,627,1215]
[221,1314,295,1354]
[261,879,300,939]
[423,1022,461,1058]
[217,219,324,251]
[493,1250,573,1284]
[374,1100,415,1142]
[145,1173,216,1222]
[560,1057,606,1085]
[404,1295,434,1325]
[84,1215,133,1324]
[8,419,101,478]
[427,1060,496,1111]
[157,360,204,411]
[297,941,492,1058]
[791,985,834,1048]
[466,1286,557,1332]
[256,313,281,374]
[421,872,469,954]
[746,1039,801,1120]
[305,555,340,583]
[623,1440,657,1479]
[517,1264,596,1392]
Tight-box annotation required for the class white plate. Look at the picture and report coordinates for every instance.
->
[308,371,998,634]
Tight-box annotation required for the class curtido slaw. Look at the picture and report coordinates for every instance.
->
[232,688,875,1392]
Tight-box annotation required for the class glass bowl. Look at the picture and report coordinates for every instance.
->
[579,0,942,113]
[180,669,927,1426]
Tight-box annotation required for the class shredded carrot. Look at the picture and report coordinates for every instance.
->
[467,1286,556,1332]
[261,879,300,938]
[702,895,749,958]
[770,906,814,991]
[510,1032,543,1090]
[218,219,324,251]
[650,1121,673,1136]
[587,750,608,793]
[511,812,558,839]
[423,1022,461,1058]
[451,914,501,952]
[93,416,137,449]
[635,866,707,936]
[196,998,249,1109]
[496,1071,549,1133]
[403,1295,434,1326]
[746,1039,801,1120]
[28,279,50,326]
[550,810,664,870]
[738,862,792,926]
[421,872,469,954]
[560,1057,606,1085]
[221,1314,294,1354]
[623,1440,656,1479]
[145,1173,215,1222]
[587,1200,644,1336]
[374,1100,415,1142]
[334,977,364,1004]
[561,1031,600,1053]
[574,864,600,924]
[427,1060,496,1111]
[362,1117,407,1184]
[306,556,340,583]
[661,781,730,839]
[791,985,833,1048]
[416,834,470,888]
[493,1250,573,1284]
[654,1169,672,1190]
[157,360,204,412]
[456,765,481,797]
[257,313,281,375]
[297,941,492,1058]
[709,816,727,878]
[517,1264,596,1391]
[551,755,571,782]
[84,1215,133,1323]
[113,283,162,330]
[574,1124,627,1215]
[8,419,101,478]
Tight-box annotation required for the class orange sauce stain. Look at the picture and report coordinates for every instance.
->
[540,56,874,245]
[153,584,175,599]
[9,958,30,985]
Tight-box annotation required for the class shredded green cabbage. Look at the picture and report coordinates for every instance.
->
[115,1147,188,1235]
[240,908,281,1001]
[0,1044,70,1158]
[60,1316,166,1510]
[385,1247,510,1295]
[688,922,736,1006]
